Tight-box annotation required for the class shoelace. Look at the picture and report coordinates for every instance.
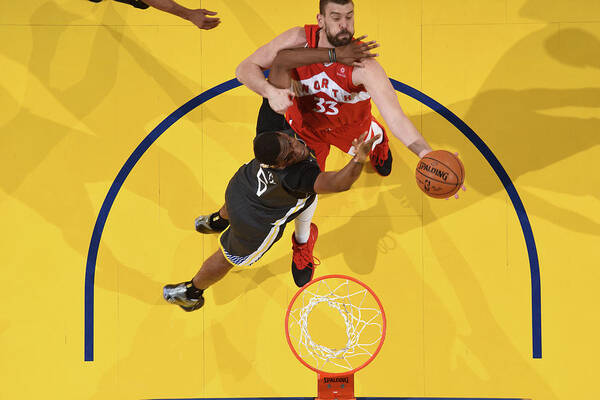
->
[295,254,321,270]
[292,243,321,270]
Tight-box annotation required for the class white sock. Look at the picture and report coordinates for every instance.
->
[294,196,317,244]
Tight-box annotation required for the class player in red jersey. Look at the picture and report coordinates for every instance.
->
[235,0,436,280]
[236,0,433,176]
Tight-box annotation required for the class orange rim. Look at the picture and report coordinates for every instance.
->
[284,274,387,376]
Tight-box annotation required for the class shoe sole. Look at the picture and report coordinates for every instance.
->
[195,225,221,234]
[180,299,204,312]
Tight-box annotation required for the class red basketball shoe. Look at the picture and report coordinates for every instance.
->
[370,139,393,177]
[291,223,320,287]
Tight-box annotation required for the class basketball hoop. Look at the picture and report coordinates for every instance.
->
[285,275,387,400]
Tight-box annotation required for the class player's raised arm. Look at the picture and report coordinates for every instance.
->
[268,36,379,89]
[353,59,432,159]
[236,27,307,113]
[138,0,221,29]
[313,133,380,194]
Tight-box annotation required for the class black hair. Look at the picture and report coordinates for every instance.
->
[253,132,282,165]
[319,0,353,15]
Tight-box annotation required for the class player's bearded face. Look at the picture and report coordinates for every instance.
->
[320,3,355,47]
[324,24,354,46]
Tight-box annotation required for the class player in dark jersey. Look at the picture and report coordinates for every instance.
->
[163,126,378,311]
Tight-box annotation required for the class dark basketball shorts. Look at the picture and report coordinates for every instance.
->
[218,195,315,267]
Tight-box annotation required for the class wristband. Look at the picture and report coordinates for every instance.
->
[329,48,337,63]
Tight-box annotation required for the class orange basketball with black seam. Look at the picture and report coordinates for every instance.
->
[415,150,465,199]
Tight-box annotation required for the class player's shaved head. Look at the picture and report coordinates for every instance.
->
[319,0,353,15]
[254,132,310,168]
[254,132,282,166]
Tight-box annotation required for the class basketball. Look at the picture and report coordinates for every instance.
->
[415,150,465,199]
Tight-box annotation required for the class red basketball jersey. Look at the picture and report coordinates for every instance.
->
[285,25,375,136]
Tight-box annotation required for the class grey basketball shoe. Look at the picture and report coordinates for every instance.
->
[163,282,204,312]
[195,212,229,234]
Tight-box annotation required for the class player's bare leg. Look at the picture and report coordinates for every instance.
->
[191,249,233,290]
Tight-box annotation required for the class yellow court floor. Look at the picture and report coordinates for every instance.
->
[1,0,599,399]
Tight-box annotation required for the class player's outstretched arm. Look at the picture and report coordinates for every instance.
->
[140,0,221,29]
[236,27,306,113]
[313,133,380,194]
[268,36,379,89]
[353,59,432,158]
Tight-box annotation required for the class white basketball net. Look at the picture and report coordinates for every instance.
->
[287,278,384,372]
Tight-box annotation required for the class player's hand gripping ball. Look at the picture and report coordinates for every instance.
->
[415,150,465,199]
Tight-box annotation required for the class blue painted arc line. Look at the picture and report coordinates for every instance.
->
[83,77,243,361]
[84,76,541,361]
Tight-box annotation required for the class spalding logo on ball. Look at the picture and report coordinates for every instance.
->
[416,150,465,199]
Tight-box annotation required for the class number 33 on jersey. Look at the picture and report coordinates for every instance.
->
[288,69,373,132]
[313,96,339,115]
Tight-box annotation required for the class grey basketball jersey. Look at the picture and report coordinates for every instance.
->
[220,130,320,265]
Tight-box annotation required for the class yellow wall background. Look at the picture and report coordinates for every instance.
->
[1,0,599,399]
